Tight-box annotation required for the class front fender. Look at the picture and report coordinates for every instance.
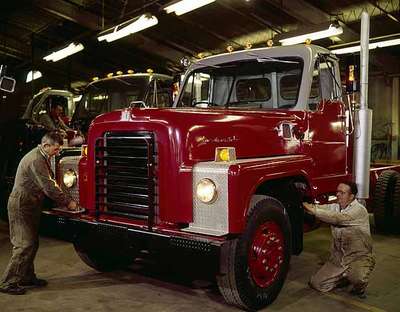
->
[228,154,312,233]
[185,155,312,236]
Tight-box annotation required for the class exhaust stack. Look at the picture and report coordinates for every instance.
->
[353,11,373,199]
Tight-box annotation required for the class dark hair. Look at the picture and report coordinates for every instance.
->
[341,181,358,196]
[41,131,64,145]
[51,103,64,110]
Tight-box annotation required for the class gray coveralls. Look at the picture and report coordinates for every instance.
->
[310,199,375,293]
[0,146,71,287]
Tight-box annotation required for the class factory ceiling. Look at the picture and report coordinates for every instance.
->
[1,0,400,90]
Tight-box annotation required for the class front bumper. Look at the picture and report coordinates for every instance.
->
[40,211,224,256]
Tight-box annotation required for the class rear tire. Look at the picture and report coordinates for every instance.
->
[373,170,400,233]
[392,177,400,234]
[217,196,291,310]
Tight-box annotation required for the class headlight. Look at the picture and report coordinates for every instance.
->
[196,178,217,204]
[63,169,77,188]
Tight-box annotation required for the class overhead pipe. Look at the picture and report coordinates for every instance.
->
[353,11,373,199]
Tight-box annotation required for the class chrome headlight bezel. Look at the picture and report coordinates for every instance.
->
[63,169,77,188]
[196,178,218,204]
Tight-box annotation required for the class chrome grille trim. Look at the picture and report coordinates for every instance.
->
[95,132,156,225]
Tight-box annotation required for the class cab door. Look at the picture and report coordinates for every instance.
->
[306,56,348,185]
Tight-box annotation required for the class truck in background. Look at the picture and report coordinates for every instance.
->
[0,72,173,221]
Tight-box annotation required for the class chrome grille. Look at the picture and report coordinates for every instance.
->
[95,132,156,224]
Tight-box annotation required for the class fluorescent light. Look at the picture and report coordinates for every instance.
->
[26,70,42,83]
[98,14,158,43]
[331,38,400,54]
[279,24,343,46]
[164,0,215,16]
[43,43,84,62]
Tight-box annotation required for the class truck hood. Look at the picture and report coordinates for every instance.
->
[91,107,306,165]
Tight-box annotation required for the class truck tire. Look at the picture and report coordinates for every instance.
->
[73,239,135,272]
[217,196,291,310]
[373,170,399,233]
[392,177,400,234]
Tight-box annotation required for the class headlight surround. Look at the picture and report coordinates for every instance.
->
[196,178,217,204]
[63,169,77,188]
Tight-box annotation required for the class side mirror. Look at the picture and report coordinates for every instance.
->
[0,76,16,93]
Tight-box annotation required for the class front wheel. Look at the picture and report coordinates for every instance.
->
[217,196,291,310]
[73,238,136,272]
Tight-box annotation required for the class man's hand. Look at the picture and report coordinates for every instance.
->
[303,202,316,215]
[67,200,78,211]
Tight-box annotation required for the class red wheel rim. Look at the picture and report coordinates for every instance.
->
[248,221,285,288]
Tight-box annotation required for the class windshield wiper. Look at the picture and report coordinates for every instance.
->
[113,77,134,86]
[246,53,300,64]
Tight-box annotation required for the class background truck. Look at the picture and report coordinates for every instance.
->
[33,43,400,310]
[0,72,173,221]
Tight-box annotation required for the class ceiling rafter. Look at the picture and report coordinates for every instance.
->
[34,0,102,30]
[331,0,400,24]
[262,0,359,43]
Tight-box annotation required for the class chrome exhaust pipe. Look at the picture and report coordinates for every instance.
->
[353,11,373,199]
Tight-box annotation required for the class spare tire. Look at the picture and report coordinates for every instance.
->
[373,170,400,233]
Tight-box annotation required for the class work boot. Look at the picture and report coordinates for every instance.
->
[0,284,26,295]
[350,288,367,299]
[20,277,48,288]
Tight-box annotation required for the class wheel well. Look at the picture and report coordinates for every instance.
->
[253,175,310,255]
[254,175,310,204]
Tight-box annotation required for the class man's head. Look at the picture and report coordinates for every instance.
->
[50,103,64,119]
[41,131,64,157]
[336,181,358,209]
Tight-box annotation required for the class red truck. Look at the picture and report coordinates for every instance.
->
[47,44,400,310]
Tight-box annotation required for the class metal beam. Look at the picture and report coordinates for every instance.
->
[333,1,400,24]
[0,33,30,59]
[34,0,101,30]
[263,0,359,42]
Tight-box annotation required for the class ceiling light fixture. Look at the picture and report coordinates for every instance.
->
[331,38,400,54]
[26,70,42,83]
[164,0,216,16]
[43,43,84,62]
[279,24,343,46]
[97,14,158,43]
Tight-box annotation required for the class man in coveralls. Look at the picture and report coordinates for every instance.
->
[0,131,77,295]
[38,102,72,136]
[303,181,375,299]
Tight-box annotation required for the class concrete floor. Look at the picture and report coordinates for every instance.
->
[0,220,399,312]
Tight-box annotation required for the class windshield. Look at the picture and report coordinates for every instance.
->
[177,57,303,109]
[74,76,172,120]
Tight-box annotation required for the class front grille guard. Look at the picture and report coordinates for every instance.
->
[94,132,156,230]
